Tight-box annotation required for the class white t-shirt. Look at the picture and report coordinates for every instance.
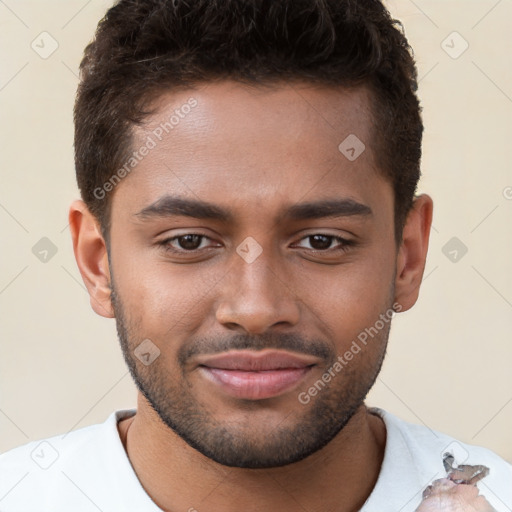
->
[0,407,510,511]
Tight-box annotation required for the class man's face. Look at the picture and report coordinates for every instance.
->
[108,81,398,468]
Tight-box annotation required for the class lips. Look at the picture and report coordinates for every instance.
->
[196,350,317,400]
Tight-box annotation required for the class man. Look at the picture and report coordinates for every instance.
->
[0,0,510,511]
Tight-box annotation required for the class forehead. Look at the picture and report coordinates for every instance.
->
[111,80,390,223]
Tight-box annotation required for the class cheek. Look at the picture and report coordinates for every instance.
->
[112,248,217,336]
[294,248,395,345]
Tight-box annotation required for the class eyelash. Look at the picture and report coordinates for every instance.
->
[157,233,355,255]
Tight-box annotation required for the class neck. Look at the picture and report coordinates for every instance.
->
[118,395,386,512]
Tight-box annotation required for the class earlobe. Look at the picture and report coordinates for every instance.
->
[394,194,433,312]
[68,200,114,318]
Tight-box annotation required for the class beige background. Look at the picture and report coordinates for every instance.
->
[1,0,511,462]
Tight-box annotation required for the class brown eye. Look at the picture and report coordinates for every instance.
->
[308,235,334,250]
[176,234,203,250]
[158,233,215,254]
[293,234,355,254]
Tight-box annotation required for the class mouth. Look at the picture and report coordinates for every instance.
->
[196,350,318,400]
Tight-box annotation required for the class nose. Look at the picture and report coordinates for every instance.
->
[215,250,301,335]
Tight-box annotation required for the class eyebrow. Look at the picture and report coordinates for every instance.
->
[134,195,373,223]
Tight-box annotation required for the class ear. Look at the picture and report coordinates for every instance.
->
[68,200,114,318]
[394,194,433,312]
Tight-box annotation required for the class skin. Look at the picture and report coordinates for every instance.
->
[69,80,433,512]
[417,479,495,512]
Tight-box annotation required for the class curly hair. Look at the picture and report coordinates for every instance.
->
[74,0,422,244]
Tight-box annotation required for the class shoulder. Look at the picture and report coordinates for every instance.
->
[378,407,511,469]
[368,407,512,511]
[0,409,136,512]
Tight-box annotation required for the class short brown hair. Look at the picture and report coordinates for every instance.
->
[74,0,423,244]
